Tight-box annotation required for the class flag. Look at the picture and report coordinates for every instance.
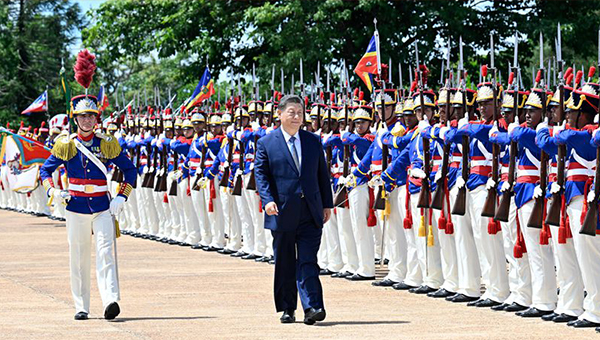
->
[60,65,72,118]
[97,84,110,111]
[185,67,215,110]
[354,34,379,93]
[0,128,51,193]
[21,91,48,115]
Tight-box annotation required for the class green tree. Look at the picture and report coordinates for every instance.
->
[0,0,83,128]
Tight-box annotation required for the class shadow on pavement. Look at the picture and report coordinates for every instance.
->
[110,316,215,322]
[316,320,409,326]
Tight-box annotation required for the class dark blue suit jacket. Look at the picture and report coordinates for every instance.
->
[255,128,333,232]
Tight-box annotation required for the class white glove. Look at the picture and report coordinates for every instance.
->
[345,174,357,188]
[434,168,443,184]
[251,121,260,131]
[235,168,243,177]
[500,180,511,192]
[439,126,450,141]
[199,176,209,189]
[507,121,519,136]
[418,116,430,131]
[368,175,383,188]
[148,166,155,173]
[588,190,596,203]
[144,131,151,139]
[143,166,149,174]
[536,118,549,133]
[553,121,566,135]
[109,196,126,216]
[337,176,347,185]
[456,176,465,189]
[488,122,499,139]
[410,168,426,179]
[226,124,235,134]
[550,182,562,194]
[486,177,496,190]
[169,139,177,147]
[49,187,71,204]
[533,185,543,199]
[593,127,600,140]
[134,135,142,143]
[174,170,182,180]
[222,160,229,169]
[458,117,469,129]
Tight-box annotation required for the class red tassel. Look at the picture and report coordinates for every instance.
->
[438,215,447,230]
[540,227,549,245]
[558,195,567,244]
[27,192,31,198]
[488,218,497,234]
[367,187,377,227]
[404,174,413,229]
[208,197,214,212]
[403,217,412,229]
[163,192,168,203]
[445,221,454,235]
[514,209,524,258]
[565,214,573,239]
[258,198,263,213]
[514,243,523,258]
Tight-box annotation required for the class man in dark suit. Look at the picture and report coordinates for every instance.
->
[254,94,333,325]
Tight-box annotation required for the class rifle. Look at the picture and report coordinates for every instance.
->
[496,32,522,222]
[431,39,452,210]
[220,72,236,188]
[580,28,600,236]
[528,33,550,227]
[334,61,350,207]
[452,36,469,215]
[481,33,499,218]
[415,41,431,211]
[246,63,259,191]
[192,135,208,191]
[545,24,565,226]
[232,76,245,197]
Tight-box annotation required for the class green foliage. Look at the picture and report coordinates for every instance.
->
[0,0,83,128]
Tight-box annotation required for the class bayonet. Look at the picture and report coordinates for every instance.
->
[281,68,284,95]
[300,58,305,97]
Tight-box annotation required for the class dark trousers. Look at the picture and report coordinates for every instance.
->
[271,199,324,312]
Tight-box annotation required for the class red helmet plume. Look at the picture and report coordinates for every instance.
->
[73,49,96,89]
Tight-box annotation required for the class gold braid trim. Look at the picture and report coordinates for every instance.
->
[98,133,122,159]
[118,183,133,198]
[51,134,77,161]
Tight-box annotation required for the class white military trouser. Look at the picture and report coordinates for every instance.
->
[431,196,458,293]
[171,180,189,242]
[468,186,509,302]
[221,186,242,251]
[519,199,557,311]
[349,184,375,277]
[336,204,358,274]
[410,192,443,289]
[403,186,423,287]
[236,179,255,255]
[181,178,200,244]
[245,175,266,256]
[499,196,531,306]
[567,196,600,323]
[190,175,209,246]
[65,209,119,314]
[383,188,407,283]
[324,207,343,272]
[205,178,225,248]
[448,185,481,297]
[548,197,584,317]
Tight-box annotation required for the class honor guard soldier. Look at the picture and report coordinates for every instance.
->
[40,90,137,321]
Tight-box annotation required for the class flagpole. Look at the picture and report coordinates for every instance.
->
[45,85,49,120]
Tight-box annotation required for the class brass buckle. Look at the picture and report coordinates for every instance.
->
[83,185,95,194]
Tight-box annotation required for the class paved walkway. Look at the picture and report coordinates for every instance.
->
[0,210,594,340]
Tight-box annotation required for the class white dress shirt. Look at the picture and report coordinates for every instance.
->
[281,128,302,169]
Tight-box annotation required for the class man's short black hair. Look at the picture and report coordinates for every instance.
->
[278,94,304,112]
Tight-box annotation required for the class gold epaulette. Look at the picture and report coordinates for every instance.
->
[96,132,122,159]
[51,133,77,161]
[390,124,406,137]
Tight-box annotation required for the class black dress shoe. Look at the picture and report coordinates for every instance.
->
[516,307,553,318]
[467,298,484,307]
[269,259,275,265]
[242,254,260,260]
[207,246,222,252]
[374,258,381,265]
[74,312,88,320]
[104,302,120,320]
[331,271,352,278]
[503,302,528,312]
[427,288,455,298]
[450,294,480,303]
[218,248,235,255]
[409,285,436,294]
[191,244,204,250]
[178,242,191,247]
[345,273,376,281]
[597,327,600,333]
[491,303,509,311]
[476,298,502,308]
[231,251,247,257]
[280,310,295,324]
[303,307,326,325]
[319,269,334,275]
[541,312,560,321]
[392,282,417,290]
[568,319,600,328]
[372,278,398,287]
[552,313,578,323]
[255,256,270,262]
